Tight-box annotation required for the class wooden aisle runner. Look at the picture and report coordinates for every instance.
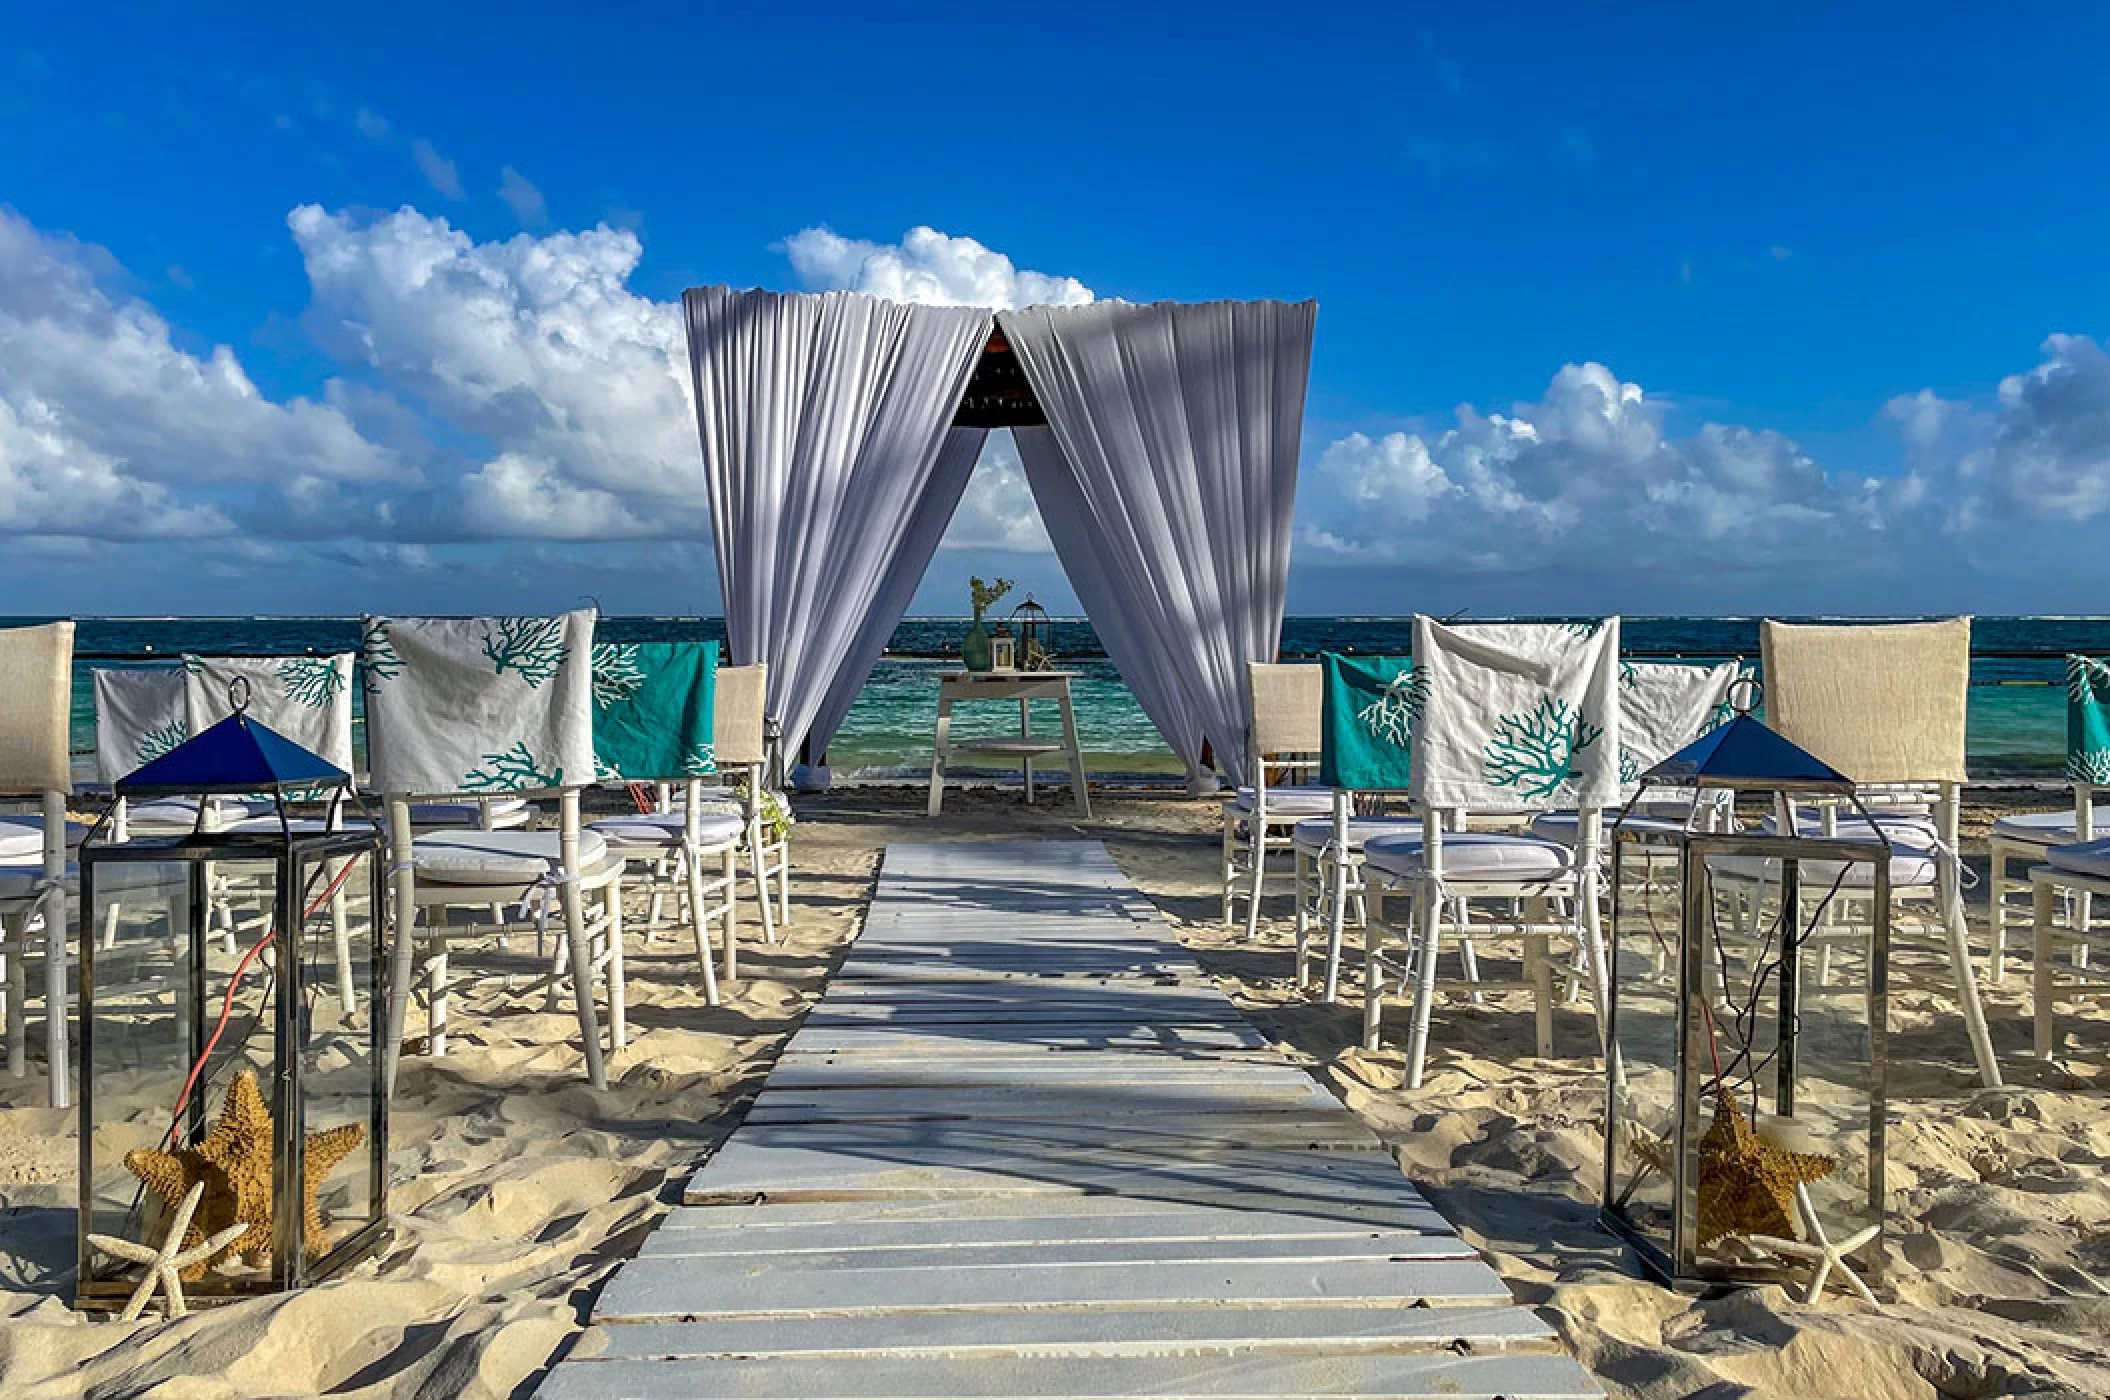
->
[537,840,1600,1400]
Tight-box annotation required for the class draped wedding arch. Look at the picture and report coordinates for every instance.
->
[681,285,1317,791]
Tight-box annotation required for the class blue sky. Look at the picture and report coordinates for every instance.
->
[4,2,2109,617]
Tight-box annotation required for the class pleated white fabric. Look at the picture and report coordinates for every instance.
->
[684,287,994,765]
[1001,300,1316,788]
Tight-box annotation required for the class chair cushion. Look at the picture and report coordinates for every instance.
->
[2046,838,2110,880]
[413,828,608,884]
[1529,811,1688,847]
[1362,831,1575,882]
[0,817,86,860]
[1290,816,1422,855]
[220,816,380,836]
[1992,808,2105,846]
[1709,849,1940,889]
[124,797,278,829]
[0,862,76,901]
[405,797,533,828]
[1228,785,1334,816]
[1757,811,1943,848]
[590,812,745,848]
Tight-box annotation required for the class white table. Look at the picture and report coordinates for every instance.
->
[926,671,1091,818]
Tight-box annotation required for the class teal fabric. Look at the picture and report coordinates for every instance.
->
[1319,653,1419,791]
[592,641,718,781]
[2069,655,2110,786]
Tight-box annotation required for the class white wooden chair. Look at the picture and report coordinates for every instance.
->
[665,664,782,970]
[1361,618,1624,1090]
[2024,654,2110,1057]
[368,611,625,1093]
[1752,617,2002,1088]
[1221,662,1328,939]
[1989,656,2104,983]
[0,621,76,1108]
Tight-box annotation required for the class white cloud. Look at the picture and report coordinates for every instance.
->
[354,107,390,141]
[497,165,547,226]
[409,138,464,199]
[783,226,1093,309]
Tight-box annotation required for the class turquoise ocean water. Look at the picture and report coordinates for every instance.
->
[36,616,2108,785]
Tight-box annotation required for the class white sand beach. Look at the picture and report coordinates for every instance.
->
[1,789,2105,1399]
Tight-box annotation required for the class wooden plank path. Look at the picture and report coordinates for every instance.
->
[539,841,1599,1400]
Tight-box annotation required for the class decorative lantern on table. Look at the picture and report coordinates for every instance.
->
[1007,595,1053,672]
[76,688,388,1311]
[1601,686,1891,1301]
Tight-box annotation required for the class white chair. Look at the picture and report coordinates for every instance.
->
[0,621,76,1108]
[368,611,624,1093]
[1362,618,1624,1090]
[1756,617,2001,1088]
[2024,654,2110,1057]
[660,664,784,969]
[1221,662,1328,939]
[1989,655,2104,983]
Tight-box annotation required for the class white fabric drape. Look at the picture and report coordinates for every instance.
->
[685,287,993,764]
[1001,300,1315,788]
[805,426,988,765]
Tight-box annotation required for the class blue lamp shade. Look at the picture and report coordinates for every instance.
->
[115,711,349,797]
[1641,713,1854,792]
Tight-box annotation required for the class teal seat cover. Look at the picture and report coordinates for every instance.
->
[2070,655,2110,787]
[593,640,718,781]
[1319,653,1419,792]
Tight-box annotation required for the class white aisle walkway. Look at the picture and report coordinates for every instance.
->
[537,840,1599,1400]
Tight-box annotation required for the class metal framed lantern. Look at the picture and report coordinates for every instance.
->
[77,694,388,1309]
[1602,692,1891,1296]
[989,624,1017,672]
[1007,595,1052,671]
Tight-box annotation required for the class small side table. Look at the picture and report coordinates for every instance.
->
[926,670,1091,818]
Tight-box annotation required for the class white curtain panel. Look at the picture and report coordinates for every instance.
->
[806,426,989,763]
[1000,299,1316,789]
[1620,659,1742,790]
[684,286,994,764]
[187,654,357,772]
[1409,617,1624,812]
[361,611,595,797]
[93,667,189,785]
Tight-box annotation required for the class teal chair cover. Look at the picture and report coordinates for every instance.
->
[593,641,719,781]
[2069,655,2110,786]
[1319,653,1418,792]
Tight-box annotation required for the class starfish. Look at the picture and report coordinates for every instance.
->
[1746,1182,1883,1305]
[1694,1088,1835,1245]
[123,1070,367,1278]
[88,1182,250,1321]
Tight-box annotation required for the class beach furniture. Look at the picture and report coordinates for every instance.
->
[1220,662,1327,939]
[709,664,789,953]
[366,611,623,1093]
[584,640,732,1001]
[1361,619,1623,1090]
[1990,654,2104,983]
[2025,655,2110,1057]
[1747,618,2001,1088]
[0,621,76,1108]
[924,669,1091,817]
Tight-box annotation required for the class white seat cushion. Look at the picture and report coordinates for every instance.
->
[1710,849,1940,889]
[2046,838,2110,880]
[0,817,86,860]
[1757,811,1943,848]
[0,862,75,901]
[413,828,609,884]
[1362,831,1575,882]
[1992,808,2104,846]
[1529,811,1688,847]
[125,797,277,829]
[1290,816,1422,855]
[590,812,744,848]
[1227,785,1333,816]
[220,816,380,836]
[406,797,533,828]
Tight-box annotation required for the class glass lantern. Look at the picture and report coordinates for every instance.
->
[1007,595,1052,671]
[1602,701,1890,1293]
[77,703,388,1308]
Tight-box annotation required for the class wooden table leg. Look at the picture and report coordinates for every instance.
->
[926,695,954,817]
[1059,685,1091,818]
[1020,697,1035,805]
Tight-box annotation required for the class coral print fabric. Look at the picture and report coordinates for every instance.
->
[1408,616,1623,812]
[186,654,357,772]
[1319,654,1420,792]
[361,610,595,796]
[93,668,190,783]
[591,640,718,781]
[2068,655,2110,786]
[1619,660,1744,792]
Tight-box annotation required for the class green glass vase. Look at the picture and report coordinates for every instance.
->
[961,618,993,671]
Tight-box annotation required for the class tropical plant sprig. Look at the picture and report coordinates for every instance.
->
[968,576,1013,621]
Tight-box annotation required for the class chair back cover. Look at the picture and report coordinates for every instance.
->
[361,611,595,796]
[186,655,357,773]
[593,640,719,781]
[93,666,188,786]
[1760,618,1969,785]
[712,665,769,769]
[1247,662,1322,758]
[1319,654,1417,792]
[2070,655,2110,787]
[1409,618,1622,812]
[0,621,74,795]
[1620,660,1743,793]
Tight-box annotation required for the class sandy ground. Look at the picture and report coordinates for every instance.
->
[0,786,2104,1399]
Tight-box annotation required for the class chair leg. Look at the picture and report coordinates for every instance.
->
[3,914,24,1081]
[606,879,628,1053]
[1525,933,1553,1059]
[1941,872,2003,1089]
[1242,830,1267,942]
[746,819,778,951]
[1361,889,1386,1052]
[1404,881,1444,1090]
[331,860,356,1014]
[2033,879,2056,1060]
[1293,848,1312,990]
[775,842,790,927]
[685,845,721,1006]
[557,850,608,1091]
[1988,840,2012,984]
[1323,850,1351,1005]
[427,944,449,1058]
[1221,816,1237,928]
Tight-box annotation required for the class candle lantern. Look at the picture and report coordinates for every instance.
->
[77,692,388,1310]
[1602,688,1891,1297]
[989,624,1017,672]
[1007,595,1053,672]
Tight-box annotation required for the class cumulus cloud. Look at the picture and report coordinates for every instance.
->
[783,226,1093,310]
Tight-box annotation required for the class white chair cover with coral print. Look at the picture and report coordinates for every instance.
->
[361,611,595,796]
[1619,659,1743,793]
[186,655,357,773]
[1408,617,1623,814]
[92,668,189,785]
